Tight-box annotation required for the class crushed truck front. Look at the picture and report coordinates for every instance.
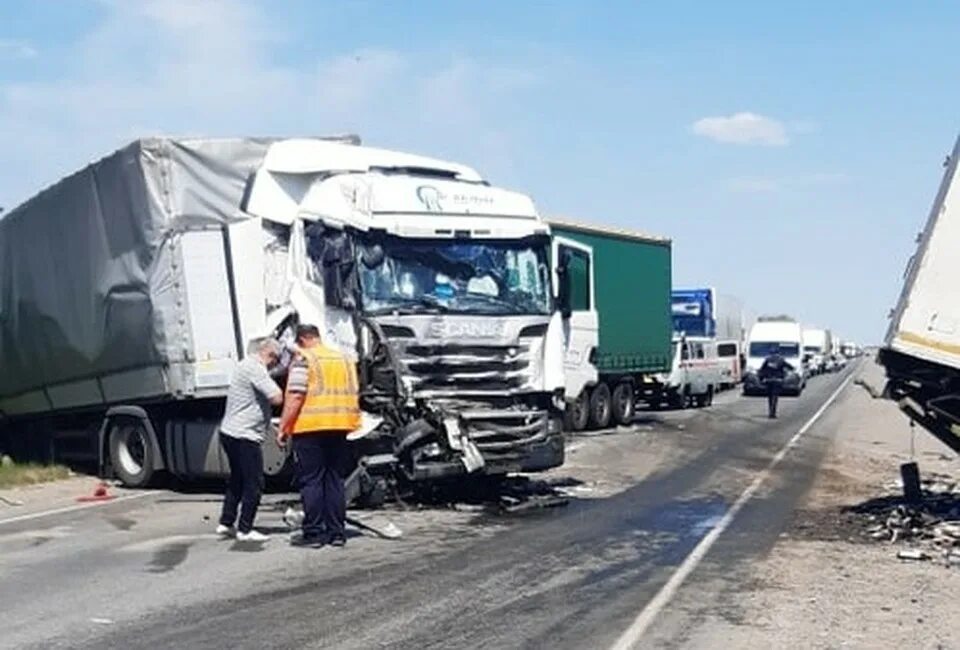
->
[243,140,568,486]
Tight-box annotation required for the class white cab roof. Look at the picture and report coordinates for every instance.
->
[245,140,542,234]
[260,138,484,182]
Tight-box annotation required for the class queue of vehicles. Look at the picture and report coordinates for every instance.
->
[0,135,861,493]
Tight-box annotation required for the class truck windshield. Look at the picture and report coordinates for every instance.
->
[750,342,801,357]
[358,237,551,316]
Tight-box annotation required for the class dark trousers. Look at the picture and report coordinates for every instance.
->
[292,432,348,540]
[766,381,782,418]
[219,433,264,534]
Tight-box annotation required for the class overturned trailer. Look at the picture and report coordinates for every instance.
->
[0,137,577,496]
[879,134,960,454]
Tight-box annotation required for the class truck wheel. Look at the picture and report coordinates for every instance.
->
[565,391,590,432]
[705,386,715,406]
[589,383,612,430]
[612,382,635,425]
[109,420,155,488]
[668,389,685,410]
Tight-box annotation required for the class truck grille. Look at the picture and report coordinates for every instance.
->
[458,409,550,458]
[397,343,532,394]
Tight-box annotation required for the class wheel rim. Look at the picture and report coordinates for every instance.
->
[592,387,611,426]
[117,426,146,477]
[595,400,609,423]
[614,385,633,421]
[573,393,589,428]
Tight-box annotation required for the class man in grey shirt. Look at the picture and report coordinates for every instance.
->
[217,337,283,542]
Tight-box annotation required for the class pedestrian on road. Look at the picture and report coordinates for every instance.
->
[278,324,361,548]
[758,349,794,419]
[217,337,283,542]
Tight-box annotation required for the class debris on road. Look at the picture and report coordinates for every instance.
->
[75,481,115,503]
[848,471,960,566]
[897,548,931,561]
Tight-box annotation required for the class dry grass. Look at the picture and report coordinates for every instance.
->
[0,461,71,489]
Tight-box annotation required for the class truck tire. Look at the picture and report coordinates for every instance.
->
[589,383,612,430]
[109,419,155,488]
[565,391,590,432]
[694,386,714,408]
[668,389,685,410]
[612,381,635,425]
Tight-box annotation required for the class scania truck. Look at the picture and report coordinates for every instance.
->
[0,136,576,493]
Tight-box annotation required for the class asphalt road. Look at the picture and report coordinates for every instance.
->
[0,365,859,650]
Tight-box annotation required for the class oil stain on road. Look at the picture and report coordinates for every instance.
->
[148,541,193,573]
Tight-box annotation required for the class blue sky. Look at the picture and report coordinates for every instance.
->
[1,1,958,343]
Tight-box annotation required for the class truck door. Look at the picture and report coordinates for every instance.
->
[553,237,599,400]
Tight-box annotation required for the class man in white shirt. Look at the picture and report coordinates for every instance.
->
[217,337,283,542]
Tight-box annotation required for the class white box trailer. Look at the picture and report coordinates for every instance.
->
[0,137,571,488]
[880,133,960,454]
[802,327,829,375]
[714,293,747,387]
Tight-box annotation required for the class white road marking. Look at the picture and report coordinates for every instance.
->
[0,490,158,527]
[610,373,855,650]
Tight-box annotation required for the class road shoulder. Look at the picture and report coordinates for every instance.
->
[680,362,960,649]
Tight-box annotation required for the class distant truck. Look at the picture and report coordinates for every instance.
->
[0,137,575,491]
[801,328,832,375]
[879,133,960,454]
[715,292,748,387]
[671,287,744,391]
[743,317,806,396]
[548,219,673,429]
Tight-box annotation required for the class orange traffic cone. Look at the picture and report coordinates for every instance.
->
[76,481,115,503]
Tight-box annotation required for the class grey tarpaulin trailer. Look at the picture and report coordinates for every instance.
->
[0,136,350,485]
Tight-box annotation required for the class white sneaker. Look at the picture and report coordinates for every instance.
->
[236,529,270,542]
[216,524,236,538]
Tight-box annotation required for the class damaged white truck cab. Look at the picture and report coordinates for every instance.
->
[240,139,569,483]
[0,136,576,492]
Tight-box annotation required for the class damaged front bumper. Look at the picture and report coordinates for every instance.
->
[401,406,565,481]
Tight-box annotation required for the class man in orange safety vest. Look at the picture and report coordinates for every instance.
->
[278,324,360,548]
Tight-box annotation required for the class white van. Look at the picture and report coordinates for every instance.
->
[716,339,744,388]
[742,319,806,396]
[651,335,723,408]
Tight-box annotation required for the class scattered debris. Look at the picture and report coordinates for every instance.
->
[897,548,930,561]
[0,495,24,507]
[847,471,960,566]
[76,481,115,503]
[854,378,883,399]
[346,515,403,540]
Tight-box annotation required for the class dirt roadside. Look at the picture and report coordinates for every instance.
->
[683,360,960,650]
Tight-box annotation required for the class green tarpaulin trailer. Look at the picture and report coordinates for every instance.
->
[549,217,672,430]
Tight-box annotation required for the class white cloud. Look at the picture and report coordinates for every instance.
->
[691,112,789,146]
[0,1,544,207]
[0,39,37,60]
